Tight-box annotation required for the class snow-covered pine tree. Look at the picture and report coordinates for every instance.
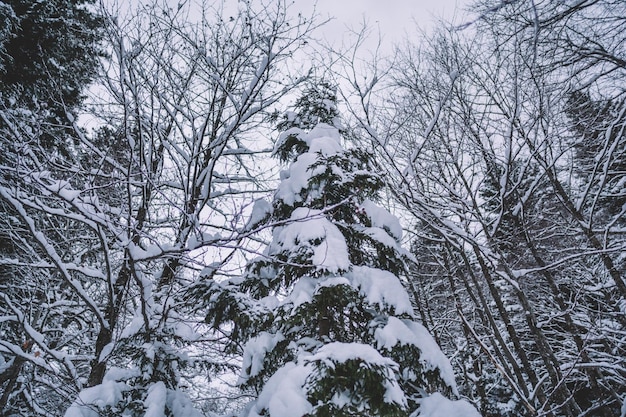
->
[195,83,480,417]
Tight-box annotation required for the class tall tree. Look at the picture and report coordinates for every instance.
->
[194,84,480,416]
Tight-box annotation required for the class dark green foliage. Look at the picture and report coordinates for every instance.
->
[272,148,385,226]
[382,342,453,401]
[194,82,462,417]
[285,284,372,343]
[115,332,186,389]
[89,327,224,417]
[190,279,274,354]
[272,132,310,164]
[275,80,340,131]
[272,80,341,163]
[306,357,407,417]
[0,0,103,155]
[566,90,626,223]
[307,150,384,207]
[0,0,103,113]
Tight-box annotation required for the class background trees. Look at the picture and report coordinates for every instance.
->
[344,0,626,415]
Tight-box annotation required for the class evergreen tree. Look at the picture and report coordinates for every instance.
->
[195,84,480,416]
[0,0,103,156]
[0,0,102,115]
[566,91,626,227]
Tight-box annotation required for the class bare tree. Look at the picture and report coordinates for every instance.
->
[0,1,320,415]
[338,1,626,415]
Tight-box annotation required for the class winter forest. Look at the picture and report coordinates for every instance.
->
[0,0,625,416]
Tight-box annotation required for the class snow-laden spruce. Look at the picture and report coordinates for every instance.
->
[194,84,480,417]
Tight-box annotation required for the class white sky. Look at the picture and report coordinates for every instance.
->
[118,1,470,49]
[293,0,469,48]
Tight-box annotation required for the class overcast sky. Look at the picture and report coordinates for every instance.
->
[292,0,469,48]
